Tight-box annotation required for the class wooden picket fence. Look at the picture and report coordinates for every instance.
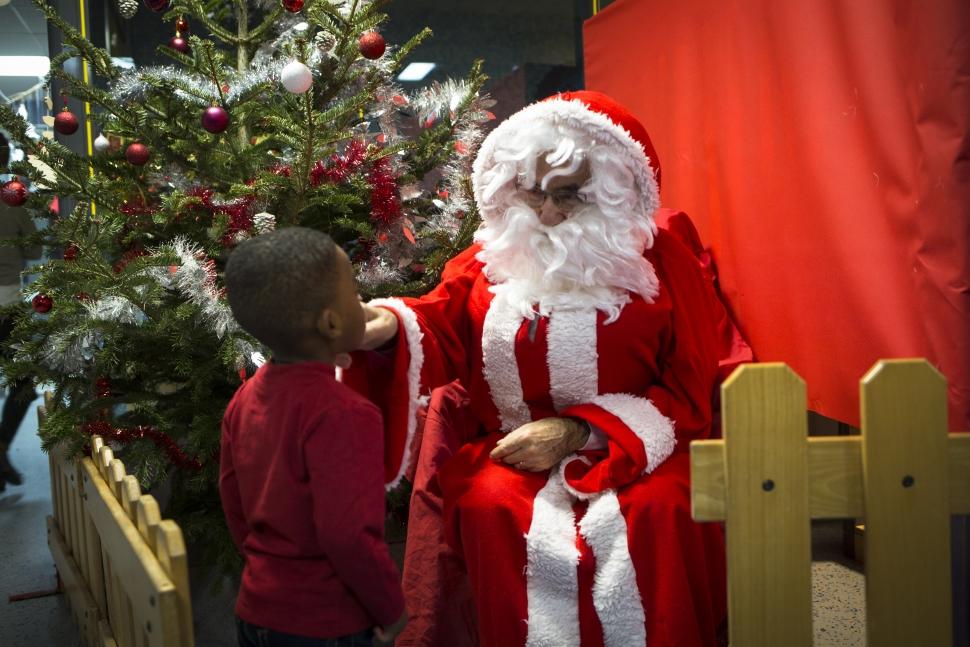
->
[43,395,195,647]
[691,359,970,646]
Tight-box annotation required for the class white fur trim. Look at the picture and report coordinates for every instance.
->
[525,470,582,647]
[369,298,424,491]
[547,307,599,413]
[578,491,647,647]
[481,295,532,432]
[473,97,660,232]
[590,393,676,474]
[558,454,598,501]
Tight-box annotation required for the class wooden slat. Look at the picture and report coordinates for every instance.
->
[80,467,108,617]
[80,457,180,647]
[98,619,119,647]
[136,497,161,553]
[722,364,812,647]
[156,521,194,647]
[120,476,141,520]
[48,516,100,647]
[692,433,970,522]
[861,359,951,647]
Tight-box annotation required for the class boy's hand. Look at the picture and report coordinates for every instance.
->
[373,611,407,645]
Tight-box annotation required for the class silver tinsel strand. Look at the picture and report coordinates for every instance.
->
[83,295,145,325]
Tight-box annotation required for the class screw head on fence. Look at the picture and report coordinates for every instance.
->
[762,479,775,492]
[902,475,915,488]
[146,621,151,633]
[149,595,155,606]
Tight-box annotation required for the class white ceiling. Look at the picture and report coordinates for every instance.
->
[0,0,50,102]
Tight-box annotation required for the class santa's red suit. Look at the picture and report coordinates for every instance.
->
[346,92,745,647]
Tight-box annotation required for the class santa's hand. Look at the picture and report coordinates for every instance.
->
[360,304,399,350]
[490,417,590,472]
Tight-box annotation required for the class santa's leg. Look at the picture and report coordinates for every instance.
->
[439,435,556,647]
[616,452,728,647]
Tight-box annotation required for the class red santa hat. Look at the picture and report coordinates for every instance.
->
[472,90,662,223]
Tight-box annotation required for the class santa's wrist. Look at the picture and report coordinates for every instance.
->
[566,417,592,451]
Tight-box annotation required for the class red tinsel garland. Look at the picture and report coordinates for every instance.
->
[81,420,204,471]
[310,139,368,186]
[186,187,256,246]
[367,156,402,226]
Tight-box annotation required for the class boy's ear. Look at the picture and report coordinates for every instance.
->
[316,307,342,340]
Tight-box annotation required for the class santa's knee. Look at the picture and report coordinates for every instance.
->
[621,468,694,530]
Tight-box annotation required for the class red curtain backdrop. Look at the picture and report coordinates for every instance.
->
[584,0,970,431]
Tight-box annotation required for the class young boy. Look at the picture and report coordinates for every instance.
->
[221,227,406,646]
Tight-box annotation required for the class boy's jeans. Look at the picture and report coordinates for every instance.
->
[236,617,374,647]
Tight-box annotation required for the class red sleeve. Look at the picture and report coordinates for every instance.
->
[559,230,722,496]
[218,400,249,551]
[304,401,405,627]
[343,245,483,489]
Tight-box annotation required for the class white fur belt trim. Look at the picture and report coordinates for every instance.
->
[369,298,424,490]
[482,295,531,432]
[579,489,647,647]
[589,393,676,474]
[525,470,581,647]
[526,470,647,646]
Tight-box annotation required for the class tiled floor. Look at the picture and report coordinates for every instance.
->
[1,394,868,646]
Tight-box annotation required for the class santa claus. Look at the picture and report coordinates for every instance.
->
[349,91,733,647]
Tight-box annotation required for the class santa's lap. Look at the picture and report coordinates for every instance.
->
[439,435,726,647]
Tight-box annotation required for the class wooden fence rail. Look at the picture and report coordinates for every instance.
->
[691,359,970,646]
[43,396,195,647]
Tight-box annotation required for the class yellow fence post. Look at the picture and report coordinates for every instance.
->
[861,359,952,646]
[721,363,812,646]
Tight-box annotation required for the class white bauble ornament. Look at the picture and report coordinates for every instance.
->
[93,133,110,153]
[280,61,312,94]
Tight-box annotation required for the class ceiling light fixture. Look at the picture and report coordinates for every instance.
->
[0,56,51,77]
[397,62,436,82]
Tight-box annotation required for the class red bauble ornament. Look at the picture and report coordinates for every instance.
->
[32,294,53,313]
[143,0,169,11]
[1,180,28,207]
[169,36,190,54]
[54,109,79,135]
[358,31,386,59]
[281,0,303,12]
[202,106,230,134]
[175,17,189,33]
[63,244,79,261]
[125,142,150,166]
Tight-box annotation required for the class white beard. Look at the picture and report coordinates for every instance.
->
[474,200,660,324]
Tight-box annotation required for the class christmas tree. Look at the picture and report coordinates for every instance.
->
[0,0,491,573]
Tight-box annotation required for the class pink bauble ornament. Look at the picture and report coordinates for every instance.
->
[32,294,53,313]
[1,180,28,207]
[143,0,169,11]
[202,106,230,134]
[54,109,79,135]
[358,31,386,59]
[169,36,190,54]
[281,0,303,12]
[125,142,150,166]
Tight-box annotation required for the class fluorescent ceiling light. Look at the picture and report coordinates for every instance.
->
[398,62,436,82]
[0,56,51,77]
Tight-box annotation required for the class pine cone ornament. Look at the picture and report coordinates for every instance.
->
[117,0,138,19]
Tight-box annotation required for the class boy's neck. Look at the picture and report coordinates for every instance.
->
[272,345,338,366]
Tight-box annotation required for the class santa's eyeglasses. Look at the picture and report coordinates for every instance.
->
[513,183,589,211]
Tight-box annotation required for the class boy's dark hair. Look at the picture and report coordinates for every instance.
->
[225,227,340,356]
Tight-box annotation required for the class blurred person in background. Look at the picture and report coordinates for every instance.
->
[0,131,41,492]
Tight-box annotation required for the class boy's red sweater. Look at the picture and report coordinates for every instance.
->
[219,361,404,638]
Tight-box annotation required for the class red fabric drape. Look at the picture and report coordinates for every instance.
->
[584,0,970,430]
